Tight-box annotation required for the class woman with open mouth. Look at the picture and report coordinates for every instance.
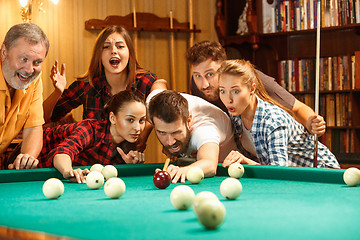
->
[43,25,167,155]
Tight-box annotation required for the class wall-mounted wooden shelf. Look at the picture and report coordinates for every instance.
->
[85,13,201,33]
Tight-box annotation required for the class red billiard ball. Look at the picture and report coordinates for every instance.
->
[153,171,171,189]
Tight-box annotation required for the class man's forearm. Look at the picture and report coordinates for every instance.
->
[21,126,43,158]
[292,99,315,130]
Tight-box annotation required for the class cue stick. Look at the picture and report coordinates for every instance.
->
[188,0,194,93]
[132,0,138,57]
[313,0,321,168]
[163,158,171,171]
[188,0,194,47]
[170,10,176,90]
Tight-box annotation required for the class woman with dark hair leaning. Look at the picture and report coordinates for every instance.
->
[37,90,147,183]
[43,25,167,152]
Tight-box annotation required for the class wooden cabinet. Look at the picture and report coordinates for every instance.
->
[215,0,360,167]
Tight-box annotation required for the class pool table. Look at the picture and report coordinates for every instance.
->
[0,164,359,240]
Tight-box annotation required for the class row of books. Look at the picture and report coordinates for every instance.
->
[296,94,356,153]
[320,129,356,153]
[278,54,356,92]
[262,0,360,33]
[295,93,352,127]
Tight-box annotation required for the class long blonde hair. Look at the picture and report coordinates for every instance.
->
[218,59,293,115]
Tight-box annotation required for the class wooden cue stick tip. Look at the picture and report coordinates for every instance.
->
[163,158,171,171]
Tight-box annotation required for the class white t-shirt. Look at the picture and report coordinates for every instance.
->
[147,90,238,162]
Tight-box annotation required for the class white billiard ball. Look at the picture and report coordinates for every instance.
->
[86,171,104,189]
[102,165,118,181]
[192,191,219,215]
[196,198,226,229]
[90,164,104,173]
[228,162,245,179]
[104,177,126,199]
[220,177,243,200]
[186,166,204,184]
[42,178,64,199]
[170,185,195,210]
[343,167,360,187]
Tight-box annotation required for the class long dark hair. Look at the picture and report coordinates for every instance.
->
[77,26,141,89]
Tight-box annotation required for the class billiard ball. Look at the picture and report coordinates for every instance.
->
[153,171,171,189]
[196,198,226,229]
[343,167,360,187]
[228,162,245,179]
[42,178,64,199]
[170,185,195,210]
[104,177,126,199]
[86,171,104,190]
[192,191,219,215]
[220,177,242,200]
[186,166,204,184]
[90,163,104,173]
[102,165,118,181]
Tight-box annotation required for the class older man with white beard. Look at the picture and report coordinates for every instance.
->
[0,23,49,170]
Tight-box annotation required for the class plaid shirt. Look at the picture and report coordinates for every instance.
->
[51,71,157,121]
[231,96,340,168]
[37,119,125,168]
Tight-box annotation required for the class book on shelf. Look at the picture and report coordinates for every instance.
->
[278,52,359,91]
[265,0,360,33]
[338,56,343,90]
[298,60,304,91]
[332,56,338,90]
[335,93,341,126]
[348,94,352,127]
[343,55,351,89]
[328,57,333,90]
[320,58,324,90]
[294,92,352,127]
[326,94,336,126]
[287,51,358,131]
[331,129,354,153]
[321,129,356,153]
[355,51,360,89]
[357,0,360,23]
[262,0,277,33]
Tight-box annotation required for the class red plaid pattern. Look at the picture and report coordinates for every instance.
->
[38,119,125,167]
[51,71,157,121]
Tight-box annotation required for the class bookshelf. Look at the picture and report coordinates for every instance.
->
[215,0,360,167]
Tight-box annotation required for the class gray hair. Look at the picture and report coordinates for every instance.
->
[2,23,49,56]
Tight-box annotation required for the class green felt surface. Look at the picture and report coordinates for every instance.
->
[0,165,359,240]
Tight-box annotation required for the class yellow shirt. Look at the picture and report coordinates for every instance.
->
[0,65,44,155]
